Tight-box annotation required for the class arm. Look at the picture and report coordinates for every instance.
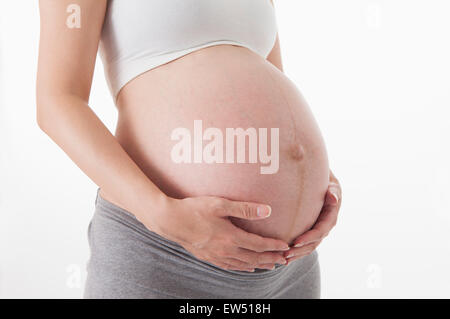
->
[37,0,166,232]
[266,35,284,72]
[37,0,289,272]
[267,0,283,71]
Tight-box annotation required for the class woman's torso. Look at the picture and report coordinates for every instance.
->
[99,0,329,244]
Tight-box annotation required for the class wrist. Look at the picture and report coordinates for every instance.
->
[138,192,179,240]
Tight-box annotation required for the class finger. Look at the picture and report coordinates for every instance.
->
[228,267,255,272]
[284,241,321,259]
[257,263,276,270]
[234,248,287,265]
[285,246,319,266]
[212,260,232,270]
[222,258,257,272]
[219,200,272,220]
[291,185,340,248]
[292,204,338,247]
[212,259,255,272]
[217,261,254,272]
[224,256,277,271]
[291,228,325,248]
[326,183,341,206]
[233,226,290,252]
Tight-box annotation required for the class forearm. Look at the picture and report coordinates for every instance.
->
[37,94,167,231]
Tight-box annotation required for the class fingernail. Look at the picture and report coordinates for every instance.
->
[294,242,304,248]
[330,191,339,203]
[286,254,294,258]
[257,205,271,217]
[279,259,287,265]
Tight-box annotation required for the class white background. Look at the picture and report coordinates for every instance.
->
[0,0,449,298]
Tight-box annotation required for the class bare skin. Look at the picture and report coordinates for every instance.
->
[113,45,330,244]
[37,0,342,272]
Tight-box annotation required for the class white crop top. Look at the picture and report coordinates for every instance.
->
[99,0,278,99]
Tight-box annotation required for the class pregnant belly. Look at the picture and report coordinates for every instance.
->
[113,45,329,245]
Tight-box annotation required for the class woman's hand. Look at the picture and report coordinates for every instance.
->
[147,196,290,272]
[284,170,342,265]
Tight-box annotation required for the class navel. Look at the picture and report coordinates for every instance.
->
[289,143,305,161]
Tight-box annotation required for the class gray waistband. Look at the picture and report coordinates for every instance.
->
[93,189,292,279]
[95,189,186,251]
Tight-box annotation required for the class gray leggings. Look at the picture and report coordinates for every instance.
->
[84,190,321,299]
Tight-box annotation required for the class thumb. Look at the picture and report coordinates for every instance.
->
[224,201,272,220]
[325,184,340,206]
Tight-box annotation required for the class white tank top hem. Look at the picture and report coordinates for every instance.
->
[99,0,277,101]
[104,40,254,101]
